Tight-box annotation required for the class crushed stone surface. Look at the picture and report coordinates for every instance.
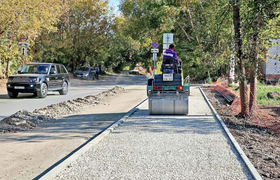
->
[53,87,253,180]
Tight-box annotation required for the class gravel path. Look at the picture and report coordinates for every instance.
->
[53,87,254,180]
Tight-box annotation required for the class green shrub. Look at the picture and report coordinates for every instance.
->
[206,76,212,84]
[257,80,265,86]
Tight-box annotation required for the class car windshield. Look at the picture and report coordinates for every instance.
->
[20,64,49,74]
[77,67,89,71]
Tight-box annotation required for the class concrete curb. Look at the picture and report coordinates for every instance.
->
[199,87,263,180]
[35,98,147,180]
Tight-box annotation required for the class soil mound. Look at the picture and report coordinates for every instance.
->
[0,86,125,133]
[204,88,280,179]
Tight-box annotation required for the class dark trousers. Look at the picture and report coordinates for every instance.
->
[95,72,99,80]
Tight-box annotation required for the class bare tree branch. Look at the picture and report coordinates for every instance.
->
[186,0,200,44]
[175,22,191,42]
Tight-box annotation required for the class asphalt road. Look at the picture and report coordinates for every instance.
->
[0,74,147,120]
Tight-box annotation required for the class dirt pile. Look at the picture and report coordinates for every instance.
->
[209,85,280,136]
[0,86,125,133]
[203,88,280,180]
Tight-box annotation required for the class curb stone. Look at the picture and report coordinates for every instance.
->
[199,87,263,180]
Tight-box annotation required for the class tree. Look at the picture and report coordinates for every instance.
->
[174,0,232,79]
[231,0,280,116]
[32,0,115,71]
[232,0,249,116]
[120,0,232,80]
[0,0,68,77]
[245,0,280,116]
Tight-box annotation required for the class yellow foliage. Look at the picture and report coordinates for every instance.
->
[0,0,69,77]
[0,0,68,39]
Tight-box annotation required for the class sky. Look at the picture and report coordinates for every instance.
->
[108,0,120,7]
[108,0,121,14]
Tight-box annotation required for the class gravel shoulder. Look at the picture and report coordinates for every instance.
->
[0,86,146,180]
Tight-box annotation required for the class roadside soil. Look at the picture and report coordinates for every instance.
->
[259,104,280,118]
[0,79,7,94]
[203,88,280,180]
[0,86,147,180]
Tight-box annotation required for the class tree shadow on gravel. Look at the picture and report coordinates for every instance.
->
[117,108,222,135]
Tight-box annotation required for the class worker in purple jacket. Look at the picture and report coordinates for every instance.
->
[163,44,178,63]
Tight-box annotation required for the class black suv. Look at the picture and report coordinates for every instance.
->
[6,63,70,98]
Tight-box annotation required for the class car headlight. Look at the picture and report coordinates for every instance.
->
[8,78,13,82]
[29,77,40,83]
[84,73,89,76]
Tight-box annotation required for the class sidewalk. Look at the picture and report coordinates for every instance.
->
[50,87,253,180]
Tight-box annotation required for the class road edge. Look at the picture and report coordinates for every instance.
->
[35,98,147,180]
[199,87,263,180]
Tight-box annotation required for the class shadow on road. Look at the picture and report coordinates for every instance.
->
[0,112,127,142]
[0,94,9,99]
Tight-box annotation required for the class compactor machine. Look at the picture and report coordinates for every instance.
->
[147,57,190,115]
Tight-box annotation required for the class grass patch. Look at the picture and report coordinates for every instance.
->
[228,84,240,93]
[229,83,280,105]
[257,87,280,105]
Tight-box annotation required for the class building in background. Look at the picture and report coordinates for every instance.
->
[261,39,280,84]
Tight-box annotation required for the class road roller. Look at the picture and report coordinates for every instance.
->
[147,57,190,115]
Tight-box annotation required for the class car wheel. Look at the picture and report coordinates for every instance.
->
[37,83,48,98]
[59,81,68,95]
[8,91,19,98]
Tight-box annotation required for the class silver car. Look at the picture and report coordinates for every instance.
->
[73,66,96,79]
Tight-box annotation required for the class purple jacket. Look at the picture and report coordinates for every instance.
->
[163,49,178,63]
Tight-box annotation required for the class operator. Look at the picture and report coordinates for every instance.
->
[146,67,153,79]
[163,44,178,64]
[95,64,99,80]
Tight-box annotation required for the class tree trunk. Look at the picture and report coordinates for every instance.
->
[249,1,260,116]
[5,58,10,78]
[249,70,257,116]
[232,0,249,116]
[249,39,258,116]
[0,59,4,78]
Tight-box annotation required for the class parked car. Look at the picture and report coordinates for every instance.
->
[73,66,96,79]
[6,63,70,98]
